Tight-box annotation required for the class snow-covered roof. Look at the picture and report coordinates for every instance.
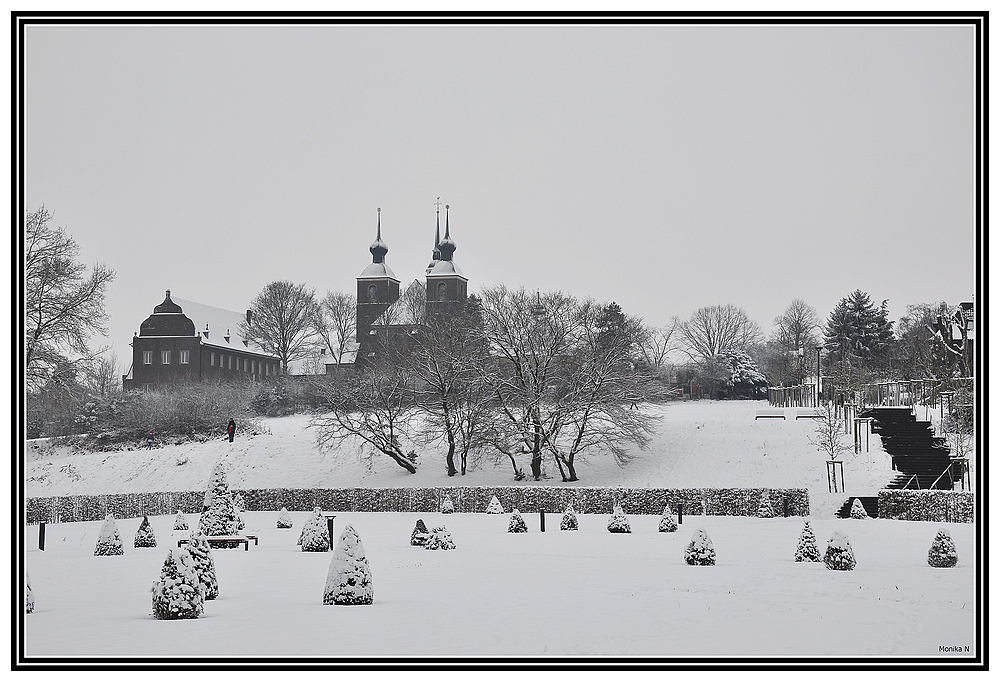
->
[173,297,278,358]
[358,262,398,280]
[373,280,426,327]
[426,259,464,278]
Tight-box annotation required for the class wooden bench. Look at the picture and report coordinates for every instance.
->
[795,409,823,420]
[245,534,258,546]
[755,410,785,420]
[178,536,250,551]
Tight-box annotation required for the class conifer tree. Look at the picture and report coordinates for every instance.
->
[658,505,678,532]
[824,530,856,570]
[198,462,240,538]
[151,548,204,620]
[25,572,34,614]
[485,496,504,514]
[134,515,157,548]
[508,509,528,533]
[185,534,219,600]
[323,525,373,605]
[424,526,456,550]
[560,504,579,531]
[927,528,958,568]
[276,507,293,529]
[173,511,188,531]
[756,490,775,518]
[794,521,822,562]
[94,514,124,556]
[607,504,631,533]
[441,496,455,514]
[684,528,716,566]
[300,507,330,552]
[410,519,429,546]
[849,498,868,519]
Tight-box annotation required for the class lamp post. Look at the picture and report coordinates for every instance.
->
[815,345,823,406]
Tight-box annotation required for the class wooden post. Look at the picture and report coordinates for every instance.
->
[38,522,45,551]
[326,516,336,548]
[540,509,545,532]
[677,503,683,525]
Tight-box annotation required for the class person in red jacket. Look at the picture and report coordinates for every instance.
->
[227,418,236,443]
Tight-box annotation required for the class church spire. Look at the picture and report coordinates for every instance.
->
[427,198,443,274]
[438,204,456,261]
[369,207,388,264]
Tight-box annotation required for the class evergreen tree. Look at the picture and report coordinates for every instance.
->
[300,507,331,552]
[25,572,34,614]
[185,534,219,600]
[824,530,856,570]
[134,515,157,548]
[276,507,293,529]
[927,528,958,568]
[607,504,631,533]
[720,350,768,399]
[151,548,204,620]
[684,528,716,566]
[794,521,822,562]
[485,496,504,514]
[560,504,579,531]
[198,462,240,538]
[508,509,528,533]
[323,524,373,605]
[173,511,188,531]
[849,498,868,519]
[94,514,124,556]
[202,461,229,511]
[658,505,678,532]
[424,526,456,550]
[441,496,455,514]
[824,290,895,375]
[756,490,775,519]
[410,518,429,546]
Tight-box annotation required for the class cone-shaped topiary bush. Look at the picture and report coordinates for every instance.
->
[425,526,456,550]
[485,496,504,514]
[276,507,293,529]
[202,460,229,511]
[508,509,528,533]
[849,498,868,519]
[607,504,631,533]
[94,514,125,556]
[684,528,716,566]
[25,572,34,614]
[441,496,455,514]
[757,490,775,518]
[824,530,856,570]
[560,505,578,531]
[794,521,822,562]
[323,525,373,605]
[300,507,330,552]
[185,534,219,600]
[927,528,958,568]
[134,515,157,548]
[151,548,204,620]
[410,519,429,546]
[658,505,678,533]
[173,511,188,531]
[198,462,240,538]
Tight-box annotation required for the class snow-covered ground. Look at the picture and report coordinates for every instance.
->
[23,510,976,657]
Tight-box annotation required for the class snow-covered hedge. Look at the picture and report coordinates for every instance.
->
[877,490,974,523]
[26,486,810,523]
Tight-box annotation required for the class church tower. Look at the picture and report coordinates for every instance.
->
[356,207,400,351]
[425,204,468,316]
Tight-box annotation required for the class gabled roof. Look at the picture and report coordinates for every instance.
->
[173,297,279,358]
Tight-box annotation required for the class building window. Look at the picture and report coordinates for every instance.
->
[161,350,171,365]
[252,361,256,374]
[142,383,153,393]
[143,351,153,365]
[211,352,215,367]
[437,282,447,300]
[228,356,232,369]
[180,350,190,365]
[369,284,377,303]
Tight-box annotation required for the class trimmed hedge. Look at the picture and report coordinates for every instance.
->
[25,486,810,524]
[878,490,974,524]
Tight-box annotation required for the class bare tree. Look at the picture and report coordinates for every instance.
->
[81,350,121,396]
[242,281,317,372]
[637,317,680,369]
[680,304,763,364]
[808,400,851,461]
[24,207,116,390]
[772,298,821,353]
[313,291,357,366]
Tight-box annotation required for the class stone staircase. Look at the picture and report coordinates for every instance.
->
[836,496,879,518]
[860,406,955,490]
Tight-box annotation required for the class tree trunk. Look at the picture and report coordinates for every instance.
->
[553,455,568,482]
[381,448,417,474]
[565,457,579,482]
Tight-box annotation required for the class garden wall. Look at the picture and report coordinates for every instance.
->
[878,489,975,523]
[25,486,810,524]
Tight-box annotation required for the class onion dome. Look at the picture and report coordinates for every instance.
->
[427,208,442,272]
[140,290,195,336]
[153,290,183,314]
[369,207,388,264]
[437,205,457,261]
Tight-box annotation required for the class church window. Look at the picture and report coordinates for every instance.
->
[369,284,378,303]
[437,282,447,300]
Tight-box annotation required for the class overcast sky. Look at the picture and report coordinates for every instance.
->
[23,21,978,365]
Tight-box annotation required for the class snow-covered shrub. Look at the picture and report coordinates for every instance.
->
[794,521,822,562]
[94,514,124,556]
[151,548,204,620]
[441,496,455,514]
[658,506,678,533]
[276,507,293,529]
[134,515,157,548]
[202,461,229,511]
[198,462,240,538]
[424,526,456,550]
[508,509,528,533]
[323,525,373,606]
[684,528,716,566]
[824,530,856,571]
[185,534,219,600]
[756,490,775,518]
[927,528,958,568]
[410,519,429,546]
[300,507,330,552]
[25,572,34,614]
[560,505,578,531]
[849,498,868,520]
[485,496,504,514]
[877,489,973,523]
[173,511,188,531]
[607,504,631,533]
